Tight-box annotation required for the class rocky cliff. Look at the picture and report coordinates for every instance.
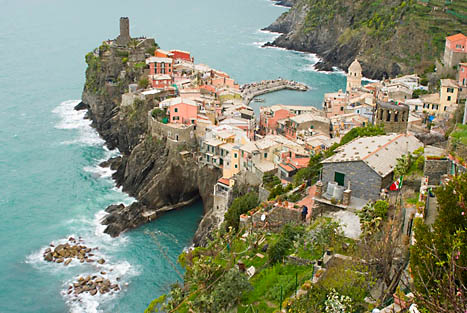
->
[80,41,221,244]
[264,0,467,79]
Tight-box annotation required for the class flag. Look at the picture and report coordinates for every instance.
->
[390,176,403,191]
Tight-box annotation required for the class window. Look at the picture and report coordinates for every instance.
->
[447,96,451,101]
[234,164,238,169]
[173,116,179,121]
[387,111,391,122]
[174,108,178,113]
[444,106,447,111]
[334,172,345,186]
[340,106,344,111]
[234,153,238,158]
[447,88,454,93]
[264,153,268,158]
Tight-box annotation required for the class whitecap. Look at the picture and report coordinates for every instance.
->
[63,260,138,313]
[83,165,115,180]
[52,100,105,146]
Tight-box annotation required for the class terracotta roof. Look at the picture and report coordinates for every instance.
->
[200,85,217,93]
[279,163,296,172]
[446,33,466,42]
[291,157,310,169]
[441,79,459,88]
[218,178,230,186]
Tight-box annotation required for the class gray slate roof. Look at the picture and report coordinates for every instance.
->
[322,134,423,177]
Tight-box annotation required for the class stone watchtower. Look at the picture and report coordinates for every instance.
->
[375,101,409,133]
[346,59,362,93]
[116,17,131,46]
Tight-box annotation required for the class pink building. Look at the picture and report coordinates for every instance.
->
[459,63,467,87]
[167,98,198,125]
[444,33,467,68]
[259,109,295,135]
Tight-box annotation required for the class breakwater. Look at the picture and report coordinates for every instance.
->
[241,78,308,104]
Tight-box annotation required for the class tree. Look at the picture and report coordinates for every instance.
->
[410,174,467,312]
[210,268,252,312]
[224,192,259,231]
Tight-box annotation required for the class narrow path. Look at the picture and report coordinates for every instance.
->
[297,185,316,222]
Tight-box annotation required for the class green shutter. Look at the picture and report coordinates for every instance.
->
[334,172,345,186]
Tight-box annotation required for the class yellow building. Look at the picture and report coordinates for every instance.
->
[439,79,459,113]
[219,143,241,179]
[420,79,459,116]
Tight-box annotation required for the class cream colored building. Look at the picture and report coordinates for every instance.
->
[420,79,459,116]
[440,79,459,113]
[346,59,362,92]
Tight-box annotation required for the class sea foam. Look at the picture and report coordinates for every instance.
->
[52,100,105,146]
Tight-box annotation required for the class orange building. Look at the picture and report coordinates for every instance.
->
[170,50,192,62]
[444,33,467,68]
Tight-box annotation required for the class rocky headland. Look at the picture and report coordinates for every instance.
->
[263,0,467,79]
[79,39,221,245]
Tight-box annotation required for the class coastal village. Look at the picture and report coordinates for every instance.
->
[78,18,466,312]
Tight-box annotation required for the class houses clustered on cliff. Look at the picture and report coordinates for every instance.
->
[116,16,466,223]
[105,18,467,312]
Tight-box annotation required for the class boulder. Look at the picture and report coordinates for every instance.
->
[97,258,105,264]
[44,252,53,262]
[64,259,72,266]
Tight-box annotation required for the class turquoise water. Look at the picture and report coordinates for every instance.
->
[0,0,346,312]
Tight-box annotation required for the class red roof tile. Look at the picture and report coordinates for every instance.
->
[447,33,466,42]
[218,178,230,186]
[279,163,296,172]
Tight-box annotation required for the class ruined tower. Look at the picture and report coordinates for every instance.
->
[346,59,362,93]
[116,17,130,46]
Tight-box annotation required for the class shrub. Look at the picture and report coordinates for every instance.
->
[138,77,150,89]
[268,237,290,264]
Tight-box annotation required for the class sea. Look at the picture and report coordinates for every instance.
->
[0,0,346,312]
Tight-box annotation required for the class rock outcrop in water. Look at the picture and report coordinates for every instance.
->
[80,38,220,244]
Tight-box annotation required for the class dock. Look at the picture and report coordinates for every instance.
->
[240,79,308,104]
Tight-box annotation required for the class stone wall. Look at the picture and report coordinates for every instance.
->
[251,206,301,228]
[312,199,346,218]
[424,159,451,185]
[322,161,383,200]
[258,186,271,203]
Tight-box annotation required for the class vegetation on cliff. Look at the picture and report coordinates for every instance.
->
[267,0,467,78]
[410,174,467,312]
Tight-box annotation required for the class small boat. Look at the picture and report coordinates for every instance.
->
[254,98,265,102]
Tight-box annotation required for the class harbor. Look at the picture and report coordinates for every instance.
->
[240,78,308,104]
